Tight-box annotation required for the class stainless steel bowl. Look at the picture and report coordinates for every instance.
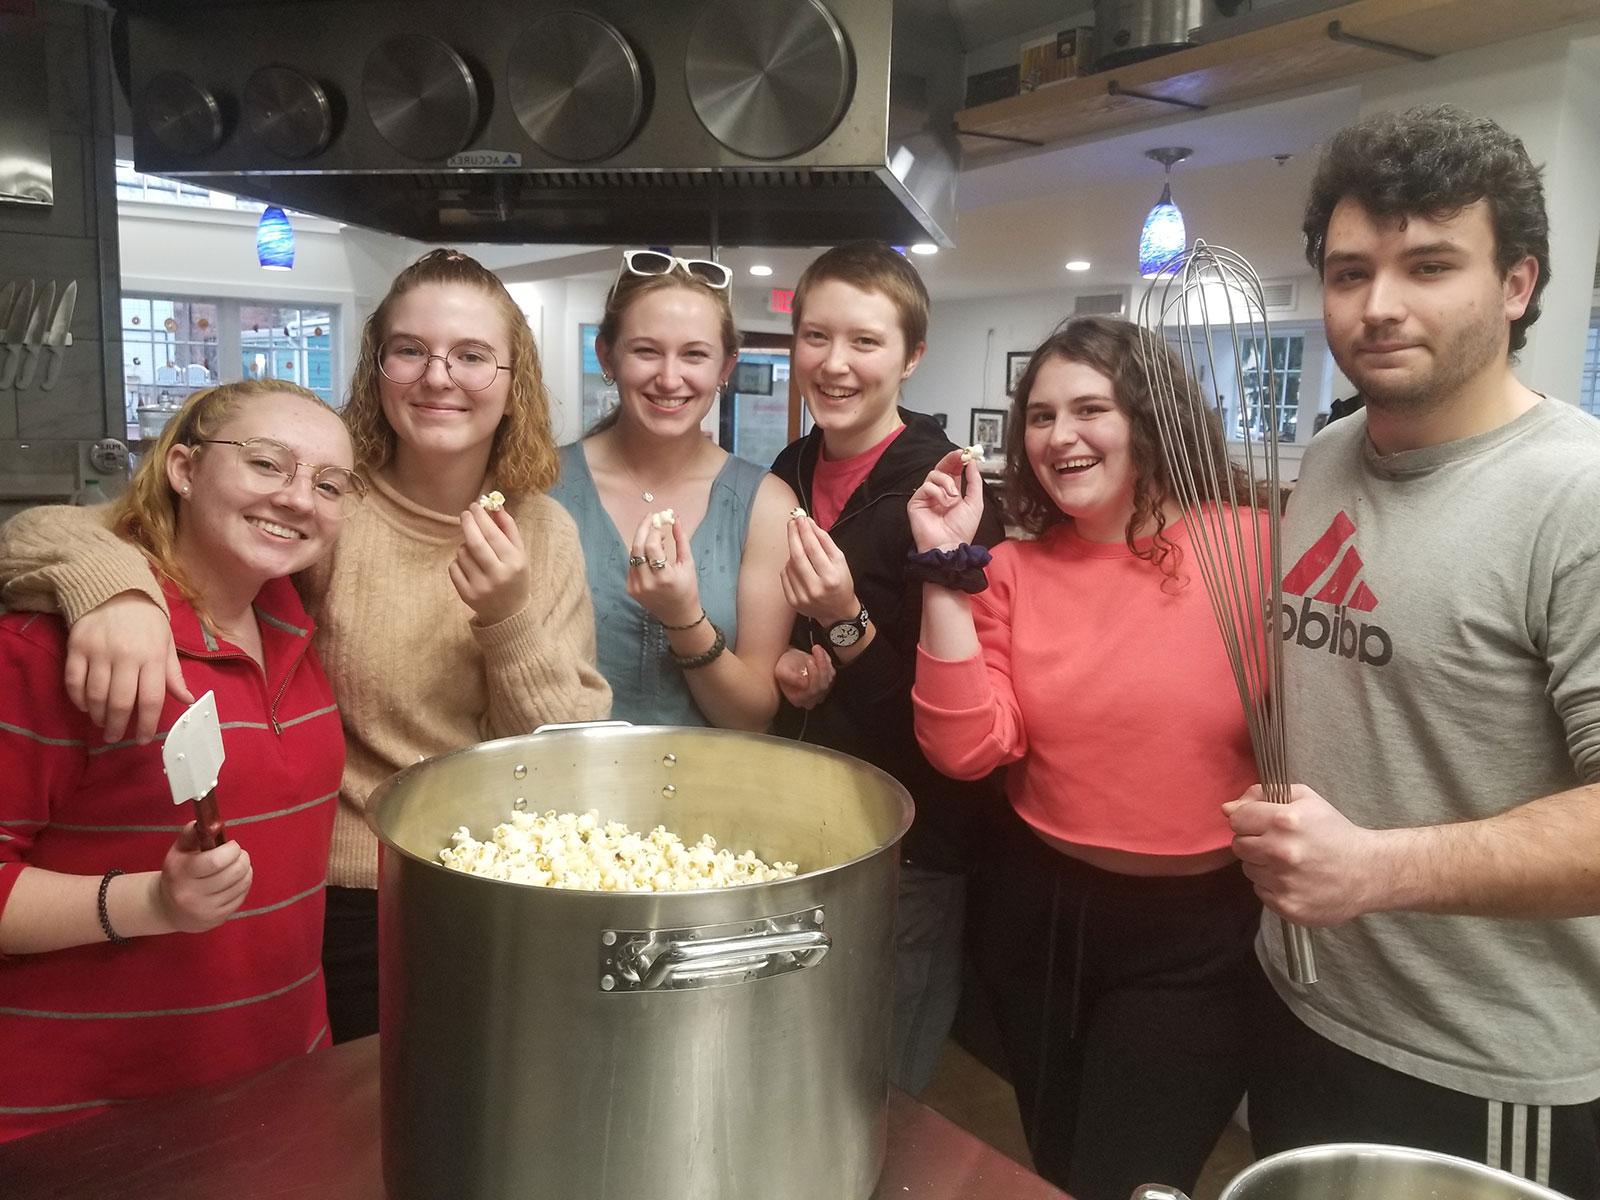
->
[1136,1141,1574,1200]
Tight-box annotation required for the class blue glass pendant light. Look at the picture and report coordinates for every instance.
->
[256,205,295,271]
[1139,147,1192,278]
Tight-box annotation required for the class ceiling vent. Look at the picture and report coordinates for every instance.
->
[1261,279,1297,311]
[1073,290,1129,317]
[119,0,962,247]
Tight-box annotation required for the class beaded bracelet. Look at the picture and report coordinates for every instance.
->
[670,623,727,670]
[98,868,131,945]
[904,543,993,594]
[663,609,708,631]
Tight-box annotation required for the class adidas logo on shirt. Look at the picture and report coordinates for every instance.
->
[1276,511,1393,666]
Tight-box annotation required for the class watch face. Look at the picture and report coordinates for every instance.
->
[828,621,862,648]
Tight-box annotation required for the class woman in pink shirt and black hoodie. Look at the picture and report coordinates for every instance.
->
[910,316,1269,1200]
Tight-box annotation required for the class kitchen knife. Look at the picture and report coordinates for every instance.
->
[0,278,34,389]
[162,690,228,850]
[41,280,77,391]
[16,279,55,390]
[0,281,16,334]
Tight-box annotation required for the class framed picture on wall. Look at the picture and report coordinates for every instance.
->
[1006,351,1031,396]
[969,408,1008,456]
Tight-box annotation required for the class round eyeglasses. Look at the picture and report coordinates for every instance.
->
[377,337,511,391]
[198,438,368,516]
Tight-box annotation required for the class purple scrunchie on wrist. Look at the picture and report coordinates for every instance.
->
[904,542,992,594]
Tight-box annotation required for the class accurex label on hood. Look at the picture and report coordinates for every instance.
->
[446,151,523,169]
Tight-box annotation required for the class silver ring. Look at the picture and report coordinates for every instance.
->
[628,555,648,567]
[648,558,668,570]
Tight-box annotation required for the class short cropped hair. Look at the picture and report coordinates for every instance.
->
[1302,104,1550,353]
[791,241,930,352]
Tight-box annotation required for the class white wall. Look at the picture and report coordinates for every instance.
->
[118,203,423,400]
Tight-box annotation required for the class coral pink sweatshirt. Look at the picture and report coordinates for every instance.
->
[912,513,1263,856]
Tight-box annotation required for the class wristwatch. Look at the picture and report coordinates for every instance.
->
[825,606,870,650]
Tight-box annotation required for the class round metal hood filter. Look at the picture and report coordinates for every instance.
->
[508,13,644,162]
[363,35,480,162]
[140,72,225,158]
[686,0,854,161]
[243,66,333,159]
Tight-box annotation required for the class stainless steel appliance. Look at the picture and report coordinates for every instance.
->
[366,723,914,1200]
[1094,0,1247,70]
[118,0,964,247]
[1136,1141,1576,1200]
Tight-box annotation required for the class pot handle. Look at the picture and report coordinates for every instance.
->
[641,928,830,990]
[603,919,832,993]
[1130,1187,1191,1200]
[531,720,634,734]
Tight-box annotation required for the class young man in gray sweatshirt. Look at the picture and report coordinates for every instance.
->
[1225,105,1600,1196]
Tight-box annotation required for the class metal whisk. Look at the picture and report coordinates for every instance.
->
[1134,240,1317,986]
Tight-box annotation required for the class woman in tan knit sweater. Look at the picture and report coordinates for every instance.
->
[0,250,611,1043]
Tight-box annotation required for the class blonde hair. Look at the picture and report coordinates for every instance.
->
[109,379,331,615]
[343,248,559,493]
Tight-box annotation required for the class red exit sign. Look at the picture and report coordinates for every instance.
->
[768,288,795,314]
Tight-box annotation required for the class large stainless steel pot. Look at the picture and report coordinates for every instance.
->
[1136,1142,1575,1200]
[367,723,913,1200]
[1094,0,1242,70]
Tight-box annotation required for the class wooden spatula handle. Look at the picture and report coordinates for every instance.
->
[192,791,227,850]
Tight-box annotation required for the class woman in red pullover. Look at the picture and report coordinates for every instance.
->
[0,379,355,1141]
[909,317,1267,1200]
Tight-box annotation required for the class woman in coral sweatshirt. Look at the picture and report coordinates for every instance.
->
[0,380,352,1141]
[909,316,1267,1200]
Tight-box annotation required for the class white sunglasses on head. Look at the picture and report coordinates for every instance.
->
[616,249,733,290]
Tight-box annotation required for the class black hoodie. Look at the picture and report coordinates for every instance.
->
[770,409,1006,872]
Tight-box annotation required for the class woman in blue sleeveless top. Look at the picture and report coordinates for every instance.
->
[550,252,797,728]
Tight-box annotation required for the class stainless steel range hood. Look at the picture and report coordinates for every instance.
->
[120,0,962,247]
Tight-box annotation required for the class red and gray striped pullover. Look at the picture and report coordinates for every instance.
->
[0,575,341,1142]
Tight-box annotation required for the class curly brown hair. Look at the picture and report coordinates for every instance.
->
[343,248,558,493]
[1302,104,1550,354]
[1002,316,1245,579]
[110,379,334,619]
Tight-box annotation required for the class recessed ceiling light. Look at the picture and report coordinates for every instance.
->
[1064,260,1091,271]
[909,243,938,256]
[749,264,774,277]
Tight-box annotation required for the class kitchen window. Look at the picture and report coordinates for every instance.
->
[1165,326,1326,446]
[121,293,339,439]
[1581,309,1599,417]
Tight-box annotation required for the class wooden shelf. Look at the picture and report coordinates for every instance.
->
[956,0,1600,158]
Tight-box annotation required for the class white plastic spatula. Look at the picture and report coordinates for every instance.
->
[162,690,228,849]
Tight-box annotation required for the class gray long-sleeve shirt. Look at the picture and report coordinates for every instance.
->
[1261,398,1600,1105]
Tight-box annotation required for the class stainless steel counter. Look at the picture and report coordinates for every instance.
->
[0,1034,1069,1199]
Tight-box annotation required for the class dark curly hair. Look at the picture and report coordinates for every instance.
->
[1302,104,1550,354]
[1002,316,1247,580]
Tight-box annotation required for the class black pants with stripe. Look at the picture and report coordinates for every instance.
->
[968,804,1260,1200]
[1247,959,1600,1199]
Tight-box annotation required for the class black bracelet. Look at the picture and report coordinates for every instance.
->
[905,543,993,594]
[670,623,727,670]
[662,609,707,631]
[98,869,131,945]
